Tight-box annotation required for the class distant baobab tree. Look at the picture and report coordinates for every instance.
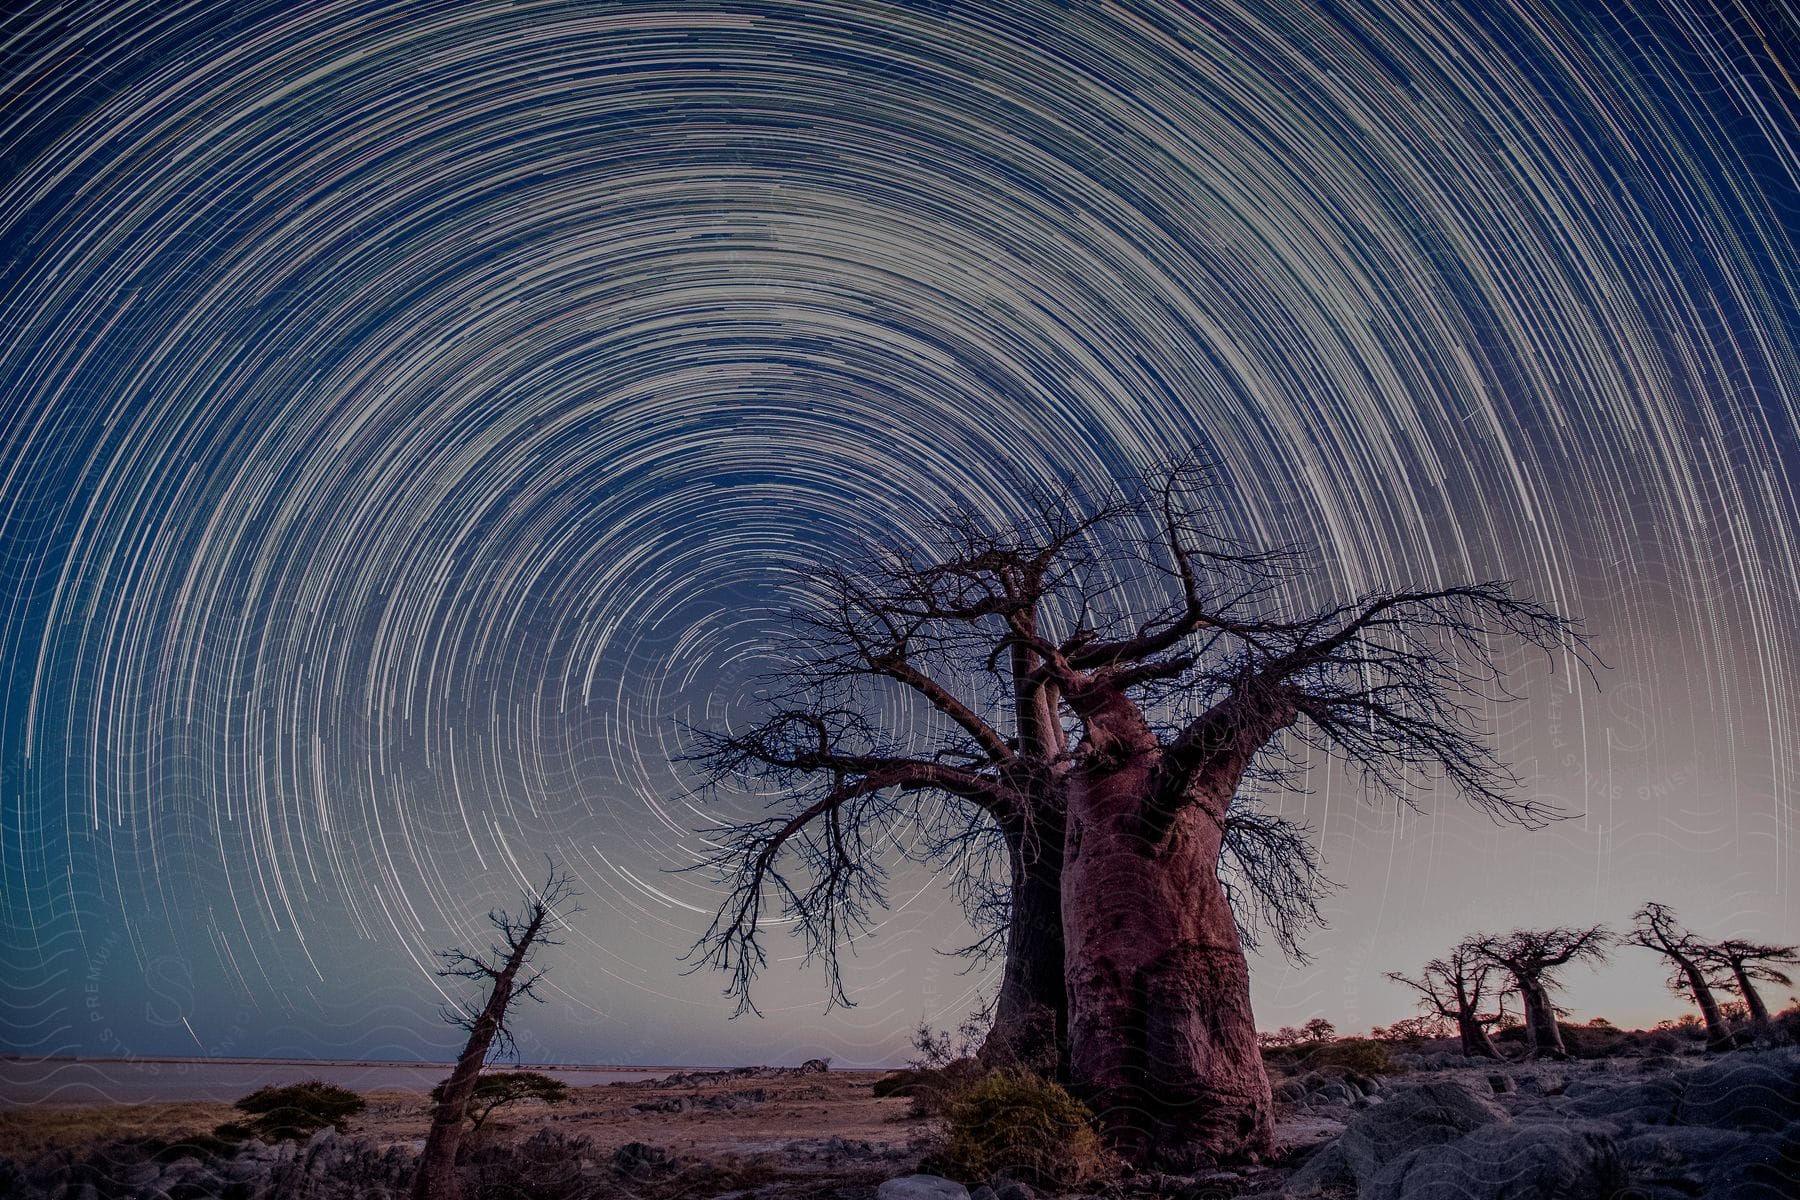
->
[413,863,579,1200]
[1700,937,1799,1028]
[1388,939,1513,1059]
[687,459,1590,1165]
[1472,926,1609,1058]
[1626,902,1735,1048]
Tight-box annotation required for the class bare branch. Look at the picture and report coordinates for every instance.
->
[678,455,1594,1043]
[1216,798,1337,961]
[1472,925,1611,981]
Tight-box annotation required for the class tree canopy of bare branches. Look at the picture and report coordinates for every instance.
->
[1471,925,1609,1058]
[1387,939,1514,1059]
[1626,902,1736,1048]
[684,458,1591,1163]
[1699,937,1799,1026]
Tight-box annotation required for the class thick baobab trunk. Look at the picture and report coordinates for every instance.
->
[1518,980,1566,1058]
[1451,977,1501,1058]
[1729,963,1771,1026]
[1455,1011,1501,1059]
[981,815,1067,1074]
[1062,737,1272,1167]
[1677,964,1735,1043]
[1677,962,1734,1048]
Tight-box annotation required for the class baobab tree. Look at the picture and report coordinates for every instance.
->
[1626,903,1735,1048]
[413,864,578,1200]
[1387,939,1513,1059]
[1471,926,1609,1058]
[688,462,1588,1165]
[687,470,1331,1062]
[1700,937,1799,1027]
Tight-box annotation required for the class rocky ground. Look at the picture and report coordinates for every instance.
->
[1247,1044,1800,1199]
[3,1045,1797,1199]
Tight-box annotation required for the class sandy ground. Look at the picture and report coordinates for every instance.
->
[0,1067,928,1159]
[0,1063,1346,1196]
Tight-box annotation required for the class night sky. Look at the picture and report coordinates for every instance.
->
[2,0,1796,1071]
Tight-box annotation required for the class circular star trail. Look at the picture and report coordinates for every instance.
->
[2,0,1796,1066]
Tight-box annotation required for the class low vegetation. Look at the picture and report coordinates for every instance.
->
[1300,1036,1401,1077]
[936,1071,1105,1189]
[215,1079,366,1142]
[429,1071,571,1135]
[871,1018,997,1117]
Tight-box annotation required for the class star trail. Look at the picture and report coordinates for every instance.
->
[2,0,1797,1070]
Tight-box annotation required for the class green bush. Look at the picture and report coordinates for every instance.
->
[938,1071,1104,1189]
[218,1079,365,1142]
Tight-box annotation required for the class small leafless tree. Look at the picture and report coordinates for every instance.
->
[1626,903,1736,1048]
[412,864,579,1200]
[1387,939,1513,1059]
[1698,937,1799,1027]
[1471,926,1609,1058]
[686,460,1589,1164]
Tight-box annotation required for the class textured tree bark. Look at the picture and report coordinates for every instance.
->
[413,1007,497,1200]
[1518,980,1566,1057]
[1728,962,1771,1026]
[1677,961,1734,1047]
[414,982,514,1200]
[1061,713,1273,1167]
[412,912,545,1200]
[1455,1011,1501,1059]
[982,814,1068,1073]
[1449,976,1501,1058]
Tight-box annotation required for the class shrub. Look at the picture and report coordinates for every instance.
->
[1371,1015,1453,1045]
[218,1079,365,1142]
[873,1057,986,1116]
[977,1002,1060,1077]
[431,1070,571,1134]
[1497,1021,1592,1053]
[938,1071,1104,1189]
[910,1014,986,1069]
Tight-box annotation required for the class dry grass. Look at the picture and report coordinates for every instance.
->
[0,1099,235,1158]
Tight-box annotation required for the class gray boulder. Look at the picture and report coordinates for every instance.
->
[1337,1079,1509,1189]
[878,1175,972,1200]
[1623,1126,1762,1194]
[1625,1122,1799,1198]
[1562,1075,1683,1125]
[1674,1053,1800,1132]
[1366,1122,1623,1200]
[611,1141,676,1178]
[1279,1140,1354,1197]
[1273,1079,1308,1103]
